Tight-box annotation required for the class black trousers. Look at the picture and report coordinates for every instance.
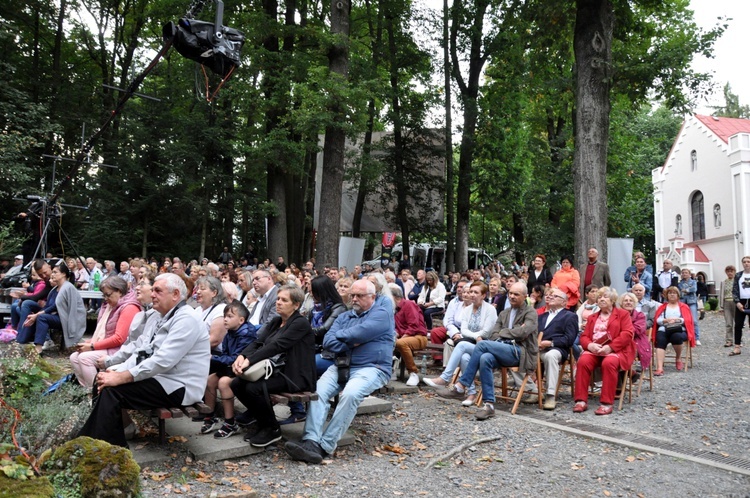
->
[78,378,185,447]
[735,299,750,345]
[230,376,288,430]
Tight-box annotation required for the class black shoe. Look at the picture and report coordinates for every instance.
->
[285,439,325,464]
[249,427,282,447]
[236,411,257,427]
[243,426,260,442]
[200,417,219,434]
[278,413,306,426]
[193,412,213,422]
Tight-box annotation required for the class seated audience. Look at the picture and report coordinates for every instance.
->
[618,291,650,379]
[417,270,446,329]
[78,273,209,447]
[11,259,51,335]
[652,286,695,376]
[193,276,228,351]
[284,280,393,464]
[436,283,537,420]
[70,276,141,389]
[20,262,87,352]
[427,278,471,364]
[230,285,316,448]
[391,284,428,387]
[573,287,635,416]
[197,301,256,438]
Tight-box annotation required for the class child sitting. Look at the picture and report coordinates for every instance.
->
[196,300,257,438]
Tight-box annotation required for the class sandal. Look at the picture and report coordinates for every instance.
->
[675,361,684,371]
[573,401,588,413]
[724,341,734,348]
[654,369,664,376]
[729,348,742,356]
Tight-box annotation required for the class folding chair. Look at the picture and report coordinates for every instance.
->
[553,347,577,399]
[497,361,543,415]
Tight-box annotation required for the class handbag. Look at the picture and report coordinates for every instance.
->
[239,354,285,382]
[664,322,683,332]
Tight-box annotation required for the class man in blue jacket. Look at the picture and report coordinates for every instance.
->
[285,279,394,464]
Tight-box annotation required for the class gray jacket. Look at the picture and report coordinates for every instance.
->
[114,303,210,405]
[56,281,87,348]
[255,284,280,338]
[105,309,159,368]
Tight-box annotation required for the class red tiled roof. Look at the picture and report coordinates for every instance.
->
[680,243,710,263]
[694,114,750,143]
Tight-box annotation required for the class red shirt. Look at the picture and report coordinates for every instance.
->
[395,299,427,337]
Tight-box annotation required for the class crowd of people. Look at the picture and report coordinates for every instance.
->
[3,246,750,464]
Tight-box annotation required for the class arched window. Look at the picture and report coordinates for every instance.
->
[691,191,705,240]
[690,150,697,171]
[713,204,721,228]
[675,214,682,235]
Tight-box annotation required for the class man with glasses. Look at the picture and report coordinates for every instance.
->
[532,290,578,410]
[437,282,538,420]
[285,280,394,464]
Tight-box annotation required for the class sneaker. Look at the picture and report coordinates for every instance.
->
[422,377,447,388]
[543,395,556,411]
[249,427,282,447]
[521,394,539,404]
[214,421,239,439]
[42,339,56,351]
[285,439,326,464]
[236,411,257,427]
[278,413,306,426]
[406,372,420,387]
[475,403,495,420]
[695,340,702,346]
[200,417,219,434]
[436,385,465,400]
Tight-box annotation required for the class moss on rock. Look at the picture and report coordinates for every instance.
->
[0,473,55,498]
[43,436,140,498]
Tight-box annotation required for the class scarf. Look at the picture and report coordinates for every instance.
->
[96,289,142,341]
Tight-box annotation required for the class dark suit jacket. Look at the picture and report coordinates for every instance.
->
[579,260,611,299]
[537,308,578,362]
[254,284,280,338]
[241,312,316,393]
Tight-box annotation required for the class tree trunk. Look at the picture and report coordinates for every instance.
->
[317,0,351,268]
[573,0,612,266]
[385,10,410,261]
[141,217,148,259]
[443,0,455,272]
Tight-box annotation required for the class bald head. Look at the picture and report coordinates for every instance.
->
[508,282,527,308]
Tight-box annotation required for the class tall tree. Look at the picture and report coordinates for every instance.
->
[317,0,351,267]
[573,0,613,267]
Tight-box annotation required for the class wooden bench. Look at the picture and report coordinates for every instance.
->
[151,402,213,444]
[398,343,444,381]
[268,391,319,405]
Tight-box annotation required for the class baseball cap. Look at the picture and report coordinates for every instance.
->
[14,255,23,261]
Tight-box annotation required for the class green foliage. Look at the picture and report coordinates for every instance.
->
[712,83,750,119]
[1,360,49,400]
[44,436,140,498]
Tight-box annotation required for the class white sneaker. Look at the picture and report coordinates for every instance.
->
[695,340,702,346]
[406,372,420,387]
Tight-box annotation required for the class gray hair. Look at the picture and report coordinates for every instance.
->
[100,275,128,295]
[155,273,188,300]
[367,273,395,311]
[279,284,305,306]
[206,262,220,277]
[196,276,226,305]
[389,283,404,299]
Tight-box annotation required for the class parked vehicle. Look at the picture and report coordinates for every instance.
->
[363,243,491,274]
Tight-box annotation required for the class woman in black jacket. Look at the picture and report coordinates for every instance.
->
[526,254,552,295]
[231,285,316,447]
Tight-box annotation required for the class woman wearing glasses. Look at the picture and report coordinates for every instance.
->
[69,276,142,389]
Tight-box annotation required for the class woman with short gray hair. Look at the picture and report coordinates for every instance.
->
[194,276,227,350]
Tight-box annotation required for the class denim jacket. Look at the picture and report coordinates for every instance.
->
[678,278,698,305]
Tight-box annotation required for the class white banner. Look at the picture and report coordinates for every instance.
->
[338,237,366,273]
[607,238,633,296]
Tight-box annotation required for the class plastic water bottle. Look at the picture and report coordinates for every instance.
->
[420,355,428,375]
[93,271,101,291]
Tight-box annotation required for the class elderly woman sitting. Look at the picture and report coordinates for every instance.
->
[652,286,696,375]
[70,276,141,389]
[193,276,228,351]
[618,291,649,382]
[573,287,635,416]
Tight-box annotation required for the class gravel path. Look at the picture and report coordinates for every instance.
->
[139,311,750,497]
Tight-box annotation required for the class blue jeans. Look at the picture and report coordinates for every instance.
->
[13,300,42,339]
[439,341,477,395]
[315,354,335,377]
[688,303,700,340]
[303,365,389,454]
[458,340,520,404]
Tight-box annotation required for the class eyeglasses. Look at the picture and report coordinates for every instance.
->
[350,293,373,299]
[102,292,113,298]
